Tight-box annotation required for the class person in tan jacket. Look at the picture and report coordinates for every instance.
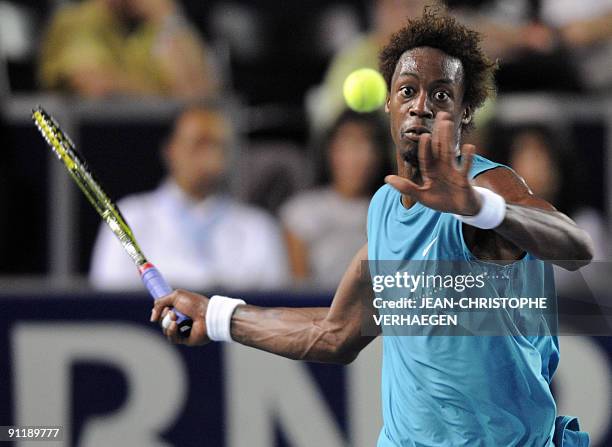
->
[39,0,219,99]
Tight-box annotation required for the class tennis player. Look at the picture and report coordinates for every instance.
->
[151,11,593,447]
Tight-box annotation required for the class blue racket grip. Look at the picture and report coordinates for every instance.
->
[139,263,193,337]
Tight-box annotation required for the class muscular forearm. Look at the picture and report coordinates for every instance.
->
[152,244,376,360]
[495,204,594,270]
[230,245,376,364]
[230,306,360,364]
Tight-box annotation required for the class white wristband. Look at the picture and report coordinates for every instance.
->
[453,186,506,229]
[206,295,246,342]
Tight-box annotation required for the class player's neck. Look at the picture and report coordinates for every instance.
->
[401,194,417,209]
[397,161,421,210]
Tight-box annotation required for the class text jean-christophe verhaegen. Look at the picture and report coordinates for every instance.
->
[370,271,548,327]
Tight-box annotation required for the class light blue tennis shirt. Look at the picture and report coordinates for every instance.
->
[367,155,581,446]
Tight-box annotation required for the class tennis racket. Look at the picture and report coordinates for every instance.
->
[32,106,192,336]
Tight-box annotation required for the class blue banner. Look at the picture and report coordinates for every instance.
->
[0,293,610,446]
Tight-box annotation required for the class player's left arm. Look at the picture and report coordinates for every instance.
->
[470,167,594,270]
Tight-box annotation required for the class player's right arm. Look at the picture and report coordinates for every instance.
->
[151,243,378,364]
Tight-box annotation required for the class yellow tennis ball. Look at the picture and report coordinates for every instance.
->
[343,68,387,113]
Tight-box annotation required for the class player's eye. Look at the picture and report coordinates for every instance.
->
[400,86,414,98]
[433,90,450,102]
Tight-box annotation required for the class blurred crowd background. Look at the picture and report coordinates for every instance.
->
[1,0,611,294]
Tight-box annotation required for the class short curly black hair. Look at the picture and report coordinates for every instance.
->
[379,9,497,125]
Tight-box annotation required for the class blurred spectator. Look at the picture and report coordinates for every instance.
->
[39,0,219,99]
[90,105,290,292]
[0,2,36,61]
[507,127,609,261]
[541,0,612,91]
[313,4,362,59]
[280,110,391,289]
[307,0,437,135]
[507,126,611,300]
[450,0,612,92]
[236,142,312,216]
[0,1,40,93]
[449,1,557,62]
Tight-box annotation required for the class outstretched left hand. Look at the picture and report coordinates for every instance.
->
[385,112,481,216]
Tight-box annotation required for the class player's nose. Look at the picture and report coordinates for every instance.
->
[409,92,433,119]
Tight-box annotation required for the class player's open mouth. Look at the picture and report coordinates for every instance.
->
[402,126,431,142]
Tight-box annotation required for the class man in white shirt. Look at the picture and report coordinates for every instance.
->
[90,106,290,291]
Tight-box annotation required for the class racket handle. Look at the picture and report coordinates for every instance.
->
[139,263,193,337]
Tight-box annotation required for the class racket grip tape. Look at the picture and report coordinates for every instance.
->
[139,263,193,337]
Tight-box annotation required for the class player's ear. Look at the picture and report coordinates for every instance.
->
[385,94,390,113]
[461,106,473,126]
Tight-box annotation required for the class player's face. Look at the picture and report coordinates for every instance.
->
[386,46,468,171]
[166,110,229,199]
